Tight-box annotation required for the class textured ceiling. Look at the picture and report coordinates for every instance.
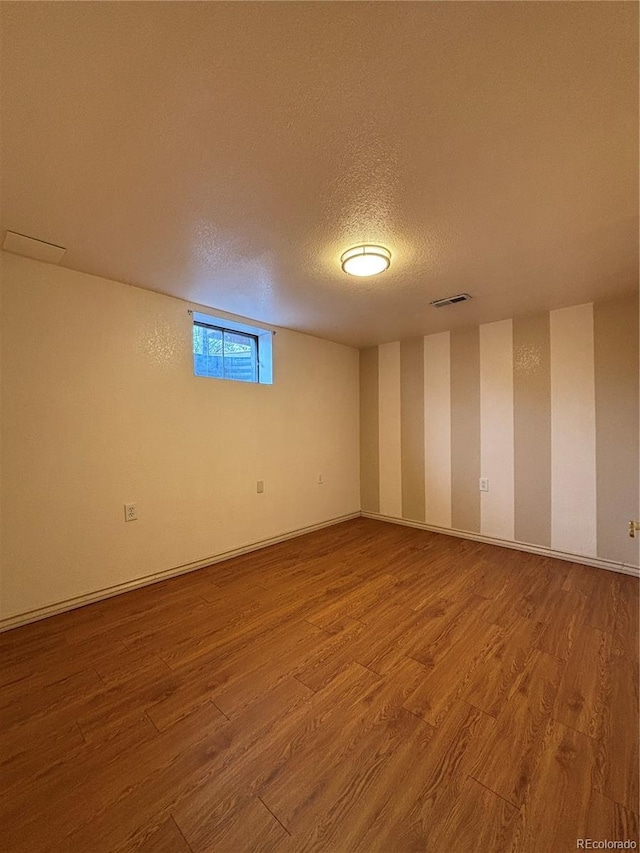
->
[1,2,637,348]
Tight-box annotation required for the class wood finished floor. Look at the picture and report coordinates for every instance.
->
[1,518,638,853]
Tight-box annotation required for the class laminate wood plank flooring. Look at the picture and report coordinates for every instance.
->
[1,517,638,852]
[553,624,612,739]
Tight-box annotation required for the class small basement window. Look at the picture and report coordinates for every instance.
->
[192,311,273,384]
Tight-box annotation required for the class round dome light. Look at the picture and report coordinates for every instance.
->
[340,244,391,277]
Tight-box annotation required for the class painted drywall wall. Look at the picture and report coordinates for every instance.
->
[360,296,640,568]
[0,253,360,621]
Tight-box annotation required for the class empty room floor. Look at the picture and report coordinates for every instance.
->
[1,517,638,852]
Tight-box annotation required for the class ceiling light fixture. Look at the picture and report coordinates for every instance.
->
[340,244,391,277]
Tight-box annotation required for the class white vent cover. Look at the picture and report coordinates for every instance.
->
[2,231,66,264]
[430,293,472,308]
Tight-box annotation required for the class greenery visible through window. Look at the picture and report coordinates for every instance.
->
[192,312,273,385]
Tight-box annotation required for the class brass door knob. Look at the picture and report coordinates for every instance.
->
[629,521,640,538]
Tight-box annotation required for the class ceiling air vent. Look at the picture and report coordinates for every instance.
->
[430,293,472,308]
[2,231,66,264]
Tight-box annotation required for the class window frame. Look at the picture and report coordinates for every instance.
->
[194,320,260,383]
[191,310,274,385]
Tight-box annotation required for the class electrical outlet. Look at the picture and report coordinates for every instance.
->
[256,480,264,494]
[479,478,489,492]
[317,473,324,485]
[124,503,137,521]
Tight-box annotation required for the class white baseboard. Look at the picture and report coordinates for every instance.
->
[0,512,361,633]
[361,511,640,578]
[3,509,637,633]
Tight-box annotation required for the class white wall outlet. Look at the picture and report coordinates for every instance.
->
[317,473,324,485]
[479,478,489,492]
[124,503,137,521]
[256,480,264,494]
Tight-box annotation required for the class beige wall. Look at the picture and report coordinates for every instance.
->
[361,295,640,569]
[0,253,360,622]
[1,252,636,625]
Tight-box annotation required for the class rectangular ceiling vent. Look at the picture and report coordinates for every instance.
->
[430,293,472,308]
[2,231,66,264]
